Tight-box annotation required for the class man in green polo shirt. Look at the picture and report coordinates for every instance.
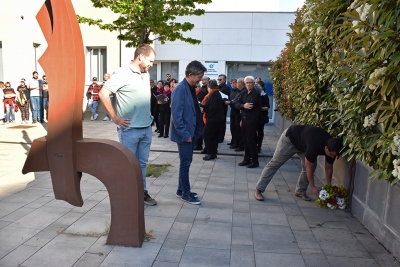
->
[100,44,157,206]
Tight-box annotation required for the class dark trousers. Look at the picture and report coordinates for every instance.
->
[177,141,196,195]
[153,105,160,130]
[195,120,205,148]
[159,111,171,136]
[203,121,220,155]
[229,112,236,144]
[235,112,243,148]
[241,117,259,163]
[256,119,265,148]
[218,105,228,142]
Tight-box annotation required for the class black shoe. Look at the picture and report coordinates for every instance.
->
[182,194,201,205]
[176,189,198,198]
[238,160,250,166]
[230,145,238,149]
[247,162,259,168]
[40,119,46,123]
[164,135,169,138]
[144,191,157,206]
[227,142,232,145]
[218,139,224,143]
[200,149,207,154]
[203,154,217,161]
[257,148,261,153]
[155,129,159,133]
[193,146,203,151]
[32,120,37,124]
[234,147,244,152]
[158,134,163,138]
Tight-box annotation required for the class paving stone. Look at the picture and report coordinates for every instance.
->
[0,207,36,222]
[86,191,108,202]
[250,204,289,226]
[0,220,11,230]
[232,226,253,246]
[233,212,252,227]
[166,222,192,240]
[86,236,114,256]
[282,203,303,216]
[234,191,249,202]
[11,205,72,230]
[152,261,179,267]
[301,251,331,267]
[326,256,378,267]
[64,210,111,237]
[202,188,233,204]
[179,247,230,267]
[252,224,299,254]
[156,238,186,263]
[175,204,199,223]
[100,242,162,267]
[230,245,255,267]
[50,211,85,230]
[72,252,106,267]
[354,232,389,254]
[22,234,98,267]
[206,177,234,190]
[0,201,25,218]
[144,198,182,218]
[371,252,400,267]
[145,216,175,243]
[233,201,250,213]
[292,230,321,250]
[0,244,40,267]
[187,221,232,249]
[71,200,102,214]
[24,226,64,247]
[24,196,54,209]
[255,252,306,267]
[287,215,310,231]
[0,226,40,259]
[196,202,232,223]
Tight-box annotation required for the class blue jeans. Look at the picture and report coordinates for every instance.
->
[117,126,152,191]
[30,96,41,121]
[41,97,49,120]
[105,95,114,118]
[5,103,15,122]
[177,141,196,195]
[88,100,99,117]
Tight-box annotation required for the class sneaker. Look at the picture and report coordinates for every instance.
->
[176,189,198,198]
[32,120,37,124]
[103,116,110,121]
[182,194,201,205]
[12,120,16,124]
[40,119,45,123]
[144,191,157,206]
[94,114,99,120]
[5,121,9,124]
[90,115,94,121]
[0,121,3,125]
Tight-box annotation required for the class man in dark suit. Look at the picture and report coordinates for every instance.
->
[170,60,206,205]
[218,74,231,143]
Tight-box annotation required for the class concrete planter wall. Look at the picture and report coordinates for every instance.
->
[274,111,400,259]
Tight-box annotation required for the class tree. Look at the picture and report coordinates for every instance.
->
[77,0,212,47]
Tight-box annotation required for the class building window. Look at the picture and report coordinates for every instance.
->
[161,62,179,81]
[0,41,3,81]
[148,63,157,81]
[227,62,274,120]
[86,47,107,82]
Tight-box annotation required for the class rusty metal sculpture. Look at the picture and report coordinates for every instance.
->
[22,0,145,247]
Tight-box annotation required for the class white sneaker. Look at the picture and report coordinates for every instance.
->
[0,121,3,125]
[94,114,98,120]
[90,115,94,121]
[103,116,110,121]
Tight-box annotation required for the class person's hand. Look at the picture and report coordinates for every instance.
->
[240,120,242,127]
[225,101,230,105]
[311,186,321,196]
[200,107,204,112]
[157,100,161,104]
[185,137,192,143]
[164,98,168,102]
[112,116,130,128]
[244,103,253,109]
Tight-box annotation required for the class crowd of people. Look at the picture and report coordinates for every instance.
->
[0,71,49,125]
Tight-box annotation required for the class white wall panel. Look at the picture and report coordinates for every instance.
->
[203,13,253,29]
[202,29,252,45]
[251,29,290,46]
[203,45,252,61]
[250,45,285,62]
[155,44,203,61]
[252,12,295,29]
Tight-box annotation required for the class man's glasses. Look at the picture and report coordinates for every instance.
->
[245,82,254,84]
[217,79,223,81]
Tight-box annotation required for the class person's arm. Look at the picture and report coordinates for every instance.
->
[99,87,130,127]
[305,158,320,196]
[171,87,191,142]
[325,161,333,185]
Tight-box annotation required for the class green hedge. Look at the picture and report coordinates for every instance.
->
[271,0,400,183]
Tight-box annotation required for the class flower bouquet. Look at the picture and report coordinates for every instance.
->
[315,184,349,210]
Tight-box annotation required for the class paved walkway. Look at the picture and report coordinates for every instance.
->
[0,121,399,267]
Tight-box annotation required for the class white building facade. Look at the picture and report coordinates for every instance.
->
[0,0,296,120]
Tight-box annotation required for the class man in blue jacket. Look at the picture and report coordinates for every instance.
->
[170,60,206,205]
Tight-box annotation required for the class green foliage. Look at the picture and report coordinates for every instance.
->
[271,0,400,183]
[146,163,171,177]
[77,0,212,47]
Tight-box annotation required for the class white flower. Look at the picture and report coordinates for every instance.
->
[393,168,398,178]
[337,198,344,205]
[392,131,400,156]
[339,205,346,210]
[316,26,326,35]
[363,113,377,128]
[350,0,359,9]
[356,3,371,21]
[319,190,329,200]
[327,203,335,209]
[306,94,311,101]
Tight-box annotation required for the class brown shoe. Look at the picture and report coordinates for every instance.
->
[294,192,311,201]
[254,189,264,201]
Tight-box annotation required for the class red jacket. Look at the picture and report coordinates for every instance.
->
[88,83,101,101]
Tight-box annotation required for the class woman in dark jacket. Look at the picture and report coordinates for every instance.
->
[157,82,172,138]
[200,79,224,160]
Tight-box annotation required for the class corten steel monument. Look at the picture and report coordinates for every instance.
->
[22,0,145,247]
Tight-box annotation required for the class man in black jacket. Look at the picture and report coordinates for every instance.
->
[150,80,159,129]
[234,76,261,168]
[218,74,231,143]
[226,78,240,149]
